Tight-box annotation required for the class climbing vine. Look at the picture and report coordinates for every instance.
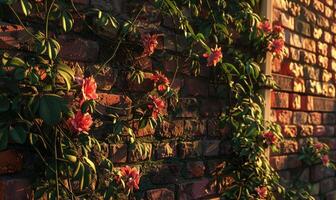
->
[0,0,334,199]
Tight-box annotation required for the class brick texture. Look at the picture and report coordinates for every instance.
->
[271,0,336,198]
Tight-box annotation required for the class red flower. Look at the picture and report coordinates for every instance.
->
[273,25,283,34]
[120,166,140,190]
[33,66,47,80]
[150,72,170,92]
[203,46,223,67]
[142,33,158,56]
[322,154,330,166]
[263,131,277,145]
[255,186,268,199]
[69,111,93,133]
[269,39,284,57]
[81,76,98,101]
[148,95,165,119]
[258,20,272,33]
[314,142,324,151]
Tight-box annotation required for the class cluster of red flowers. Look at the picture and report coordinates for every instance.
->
[258,20,285,58]
[147,95,165,119]
[33,66,47,81]
[203,46,223,67]
[314,142,330,166]
[141,33,158,56]
[68,76,98,134]
[262,131,277,145]
[255,186,268,199]
[150,72,170,92]
[119,166,141,191]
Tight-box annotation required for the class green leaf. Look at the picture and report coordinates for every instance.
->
[7,57,26,68]
[83,156,96,173]
[0,96,10,112]
[47,39,60,60]
[58,70,72,91]
[0,127,8,150]
[61,11,74,32]
[14,68,26,80]
[20,0,32,16]
[39,94,68,125]
[10,126,27,144]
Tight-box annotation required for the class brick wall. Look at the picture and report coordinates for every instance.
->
[271,0,336,199]
[0,1,227,199]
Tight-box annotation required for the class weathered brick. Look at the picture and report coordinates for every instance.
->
[320,178,335,193]
[0,176,31,200]
[155,142,176,160]
[178,141,202,159]
[58,35,99,62]
[273,74,293,91]
[109,144,127,163]
[186,161,205,178]
[149,164,181,184]
[271,91,289,108]
[281,140,299,154]
[146,188,174,200]
[309,112,322,125]
[289,93,301,110]
[160,120,184,138]
[128,143,152,162]
[178,178,214,199]
[202,140,220,157]
[323,113,336,124]
[0,149,23,175]
[184,119,206,136]
[295,20,310,36]
[298,125,313,136]
[200,99,223,117]
[175,98,199,118]
[282,125,297,137]
[293,111,309,125]
[182,78,208,97]
[96,93,132,116]
[275,110,293,124]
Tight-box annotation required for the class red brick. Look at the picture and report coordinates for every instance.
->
[323,113,336,124]
[128,143,152,162]
[0,23,28,49]
[96,93,132,116]
[273,74,293,92]
[182,78,208,97]
[314,125,326,136]
[0,149,23,175]
[58,35,99,62]
[160,120,184,138]
[178,178,214,199]
[109,144,127,163]
[184,120,206,136]
[270,156,287,170]
[282,125,297,138]
[309,112,322,125]
[298,125,313,137]
[200,99,223,117]
[175,98,199,118]
[155,142,176,160]
[271,91,289,108]
[293,111,309,125]
[149,164,181,184]
[289,93,301,110]
[202,140,220,157]
[0,177,31,200]
[281,140,299,154]
[133,121,155,137]
[146,188,174,200]
[186,161,205,178]
[320,178,335,193]
[178,141,202,159]
[275,110,293,124]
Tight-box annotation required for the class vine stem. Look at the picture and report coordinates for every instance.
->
[45,0,56,38]
[93,6,144,77]
[54,129,60,199]
[8,6,38,40]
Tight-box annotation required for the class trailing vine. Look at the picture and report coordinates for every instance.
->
[0,0,335,200]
